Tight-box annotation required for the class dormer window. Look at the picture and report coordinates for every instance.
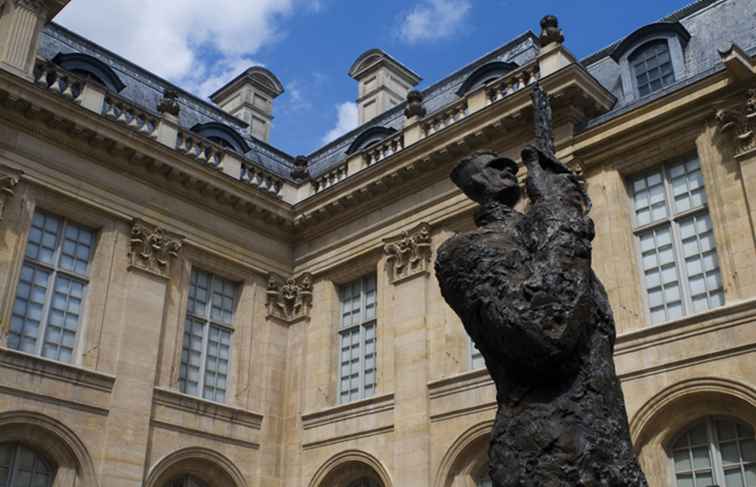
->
[630,40,675,97]
[610,22,690,102]
[52,53,126,93]
[190,122,250,154]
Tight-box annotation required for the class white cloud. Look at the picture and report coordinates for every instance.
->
[322,102,358,144]
[399,0,471,44]
[55,0,314,97]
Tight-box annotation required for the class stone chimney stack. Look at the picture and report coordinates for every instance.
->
[349,49,421,125]
[0,0,71,79]
[210,66,284,143]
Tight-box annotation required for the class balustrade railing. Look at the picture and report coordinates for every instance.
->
[102,94,159,137]
[312,163,348,193]
[241,164,284,197]
[486,62,540,103]
[364,132,405,166]
[175,129,226,169]
[422,99,469,137]
[33,60,85,102]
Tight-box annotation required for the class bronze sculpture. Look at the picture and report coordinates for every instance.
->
[434,84,648,486]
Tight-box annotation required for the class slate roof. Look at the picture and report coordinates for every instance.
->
[35,0,756,182]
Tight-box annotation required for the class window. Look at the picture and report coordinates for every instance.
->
[672,417,755,487]
[630,156,724,325]
[8,211,94,363]
[338,274,377,403]
[470,339,485,370]
[0,443,54,487]
[347,478,381,487]
[630,40,675,97]
[178,268,237,403]
[166,475,208,487]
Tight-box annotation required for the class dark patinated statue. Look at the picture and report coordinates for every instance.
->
[434,84,648,486]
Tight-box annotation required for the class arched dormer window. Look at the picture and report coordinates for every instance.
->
[629,40,675,97]
[191,122,250,154]
[52,53,126,93]
[345,126,397,155]
[456,61,518,97]
[610,22,690,101]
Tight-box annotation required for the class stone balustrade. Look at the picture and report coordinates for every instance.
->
[312,163,348,194]
[241,163,284,197]
[485,62,540,104]
[33,59,85,102]
[102,93,159,138]
[422,99,469,137]
[364,132,405,166]
[175,128,226,169]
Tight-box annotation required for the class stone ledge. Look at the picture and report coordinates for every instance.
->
[302,392,394,430]
[615,297,756,354]
[0,347,115,392]
[427,368,492,400]
[152,386,263,430]
[427,369,496,423]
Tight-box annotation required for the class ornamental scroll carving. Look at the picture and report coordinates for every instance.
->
[716,88,756,157]
[0,173,19,221]
[265,272,313,322]
[128,219,184,278]
[13,0,47,14]
[383,222,432,284]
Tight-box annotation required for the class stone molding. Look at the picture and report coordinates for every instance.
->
[383,222,432,284]
[12,0,47,15]
[152,386,263,430]
[265,272,313,322]
[715,88,756,157]
[128,218,184,279]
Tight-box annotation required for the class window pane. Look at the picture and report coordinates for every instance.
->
[209,275,236,325]
[8,264,51,354]
[631,40,675,97]
[725,468,745,487]
[188,270,210,317]
[179,319,205,396]
[203,326,231,402]
[26,212,61,264]
[59,223,94,275]
[42,276,85,363]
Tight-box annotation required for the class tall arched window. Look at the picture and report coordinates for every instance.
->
[0,443,54,487]
[629,40,676,97]
[671,416,755,487]
[166,474,209,487]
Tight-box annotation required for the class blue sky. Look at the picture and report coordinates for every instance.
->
[57,0,697,155]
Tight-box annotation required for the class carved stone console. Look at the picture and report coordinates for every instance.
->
[0,168,20,221]
[128,219,184,278]
[265,272,313,322]
[716,88,756,157]
[383,222,432,284]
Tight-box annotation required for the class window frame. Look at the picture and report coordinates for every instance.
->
[670,416,756,487]
[337,274,378,404]
[628,39,676,98]
[617,34,686,103]
[178,267,238,403]
[0,443,55,487]
[628,154,724,326]
[8,210,96,363]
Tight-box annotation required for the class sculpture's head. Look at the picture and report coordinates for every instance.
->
[451,151,520,206]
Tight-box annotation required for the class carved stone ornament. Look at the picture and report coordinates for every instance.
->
[0,174,19,221]
[265,272,313,322]
[157,89,181,116]
[383,222,432,284]
[128,219,184,278]
[404,90,427,119]
[716,88,756,156]
[13,0,47,14]
[539,15,564,47]
[290,155,310,181]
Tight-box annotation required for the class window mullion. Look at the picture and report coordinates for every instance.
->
[709,417,726,486]
[35,265,57,357]
[7,444,17,487]
[670,218,691,316]
[198,319,210,398]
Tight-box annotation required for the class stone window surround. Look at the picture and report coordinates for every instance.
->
[0,186,118,370]
[617,34,686,104]
[625,153,725,326]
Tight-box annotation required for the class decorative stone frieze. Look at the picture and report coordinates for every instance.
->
[383,222,432,284]
[716,88,756,157]
[128,219,184,278]
[0,172,19,221]
[157,89,180,116]
[265,272,313,322]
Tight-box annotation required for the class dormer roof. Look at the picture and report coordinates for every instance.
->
[348,48,422,84]
[210,66,285,104]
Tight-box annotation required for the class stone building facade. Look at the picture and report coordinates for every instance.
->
[0,0,755,486]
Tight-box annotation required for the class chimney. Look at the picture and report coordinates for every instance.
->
[349,49,421,125]
[210,66,284,143]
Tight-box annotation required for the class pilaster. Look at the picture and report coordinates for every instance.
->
[0,0,61,80]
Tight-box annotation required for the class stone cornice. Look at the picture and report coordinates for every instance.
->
[153,386,263,430]
[0,70,295,235]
